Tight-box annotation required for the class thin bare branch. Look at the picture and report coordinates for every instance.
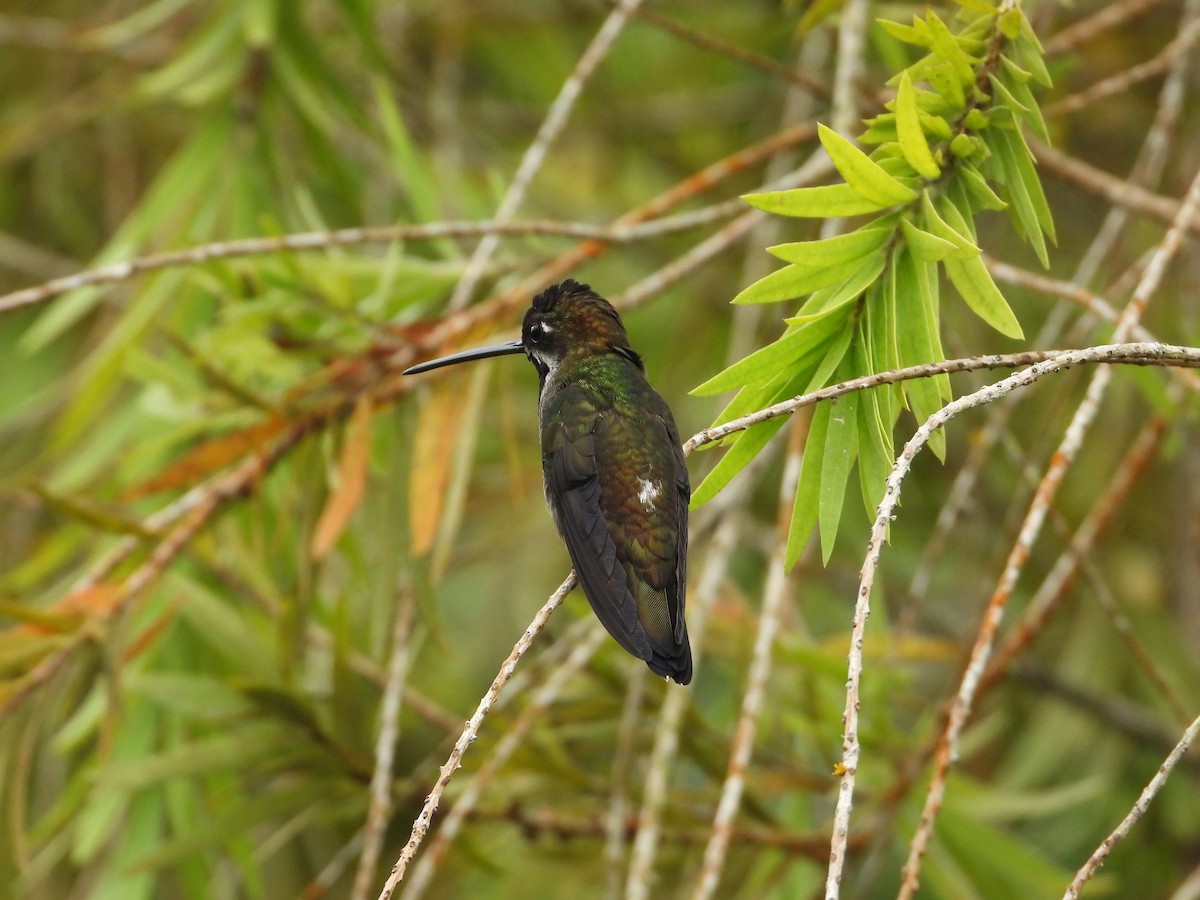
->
[693,420,807,900]
[445,0,645,311]
[826,342,1200,900]
[375,573,576,900]
[898,165,1200,898]
[1044,17,1200,118]
[399,623,606,900]
[352,592,417,900]
[1044,0,1173,55]
[0,217,721,316]
[1063,713,1200,899]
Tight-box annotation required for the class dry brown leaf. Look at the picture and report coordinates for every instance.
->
[125,415,290,499]
[310,397,374,558]
[408,379,463,557]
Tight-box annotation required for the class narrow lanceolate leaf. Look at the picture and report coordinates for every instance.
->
[876,18,928,48]
[852,332,894,516]
[794,250,888,317]
[818,123,918,207]
[767,223,892,268]
[819,388,859,564]
[989,126,1055,265]
[910,251,951,401]
[857,384,894,516]
[999,58,1050,143]
[743,183,885,218]
[692,309,847,395]
[785,401,831,570]
[896,72,941,179]
[734,258,869,304]
[311,396,373,558]
[959,164,1008,211]
[920,193,979,258]
[900,216,959,261]
[924,11,978,87]
[690,418,788,508]
[893,248,946,459]
[944,252,1024,338]
[409,382,461,556]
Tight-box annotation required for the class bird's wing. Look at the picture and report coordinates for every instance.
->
[542,390,654,663]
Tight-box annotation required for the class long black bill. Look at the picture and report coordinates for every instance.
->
[403,338,525,375]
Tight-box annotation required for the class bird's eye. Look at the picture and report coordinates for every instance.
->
[528,322,545,342]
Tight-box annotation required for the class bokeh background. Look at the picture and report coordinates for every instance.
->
[1,1,1199,897]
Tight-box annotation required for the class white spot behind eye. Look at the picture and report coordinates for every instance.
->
[637,478,661,505]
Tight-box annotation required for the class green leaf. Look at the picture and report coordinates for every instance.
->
[997,6,1023,40]
[960,164,1008,211]
[819,388,859,564]
[785,401,831,570]
[893,248,947,459]
[990,125,1056,263]
[733,258,868,304]
[925,11,978,86]
[999,60,1050,143]
[900,217,959,261]
[910,251,951,402]
[924,60,966,110]
[794,250,889,317]
[743,184,885,218]
[877,18,928,48]
[987,72,1029,115]
[944,252,1024,338]
[1014,27,1053,86]
[896,72,941,179]
[854,336,894,515]
[818,124,918,207]
[802,315,855,393]
[693,309,848,395]
[919,193,979,258]
[690,417,789,507]
[767,223,893,268]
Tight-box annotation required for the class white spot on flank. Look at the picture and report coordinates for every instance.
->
[638,478,661,505]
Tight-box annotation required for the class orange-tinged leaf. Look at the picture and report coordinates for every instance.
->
[125,415,290,499]
[409,380,462,557]
[3,583,121,635]
[311,397,374,558]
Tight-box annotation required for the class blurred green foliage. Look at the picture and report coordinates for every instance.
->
[1,1,1198,898]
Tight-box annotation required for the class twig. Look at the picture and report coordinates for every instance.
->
[998,430,1192,725]
[982,413,1168,694]
[897,165,1200,899]
[399,622,606,900]
[351,591,416,900]
[495,803,860,857]
[597,0,830,98]
[1044,17,1200,118]
[1063,713,1200,899]
[692,419,807,900]
[0,216,720,316]
[683,346,1196,455]
[375,573,576,900]
[1029,138,1196,233]
[1044,0,1173,54]
[445,0,645,311]
[605,663,647,900]
[824,342,1200,900]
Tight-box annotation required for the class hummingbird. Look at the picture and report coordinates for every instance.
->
[404,281,692,684]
